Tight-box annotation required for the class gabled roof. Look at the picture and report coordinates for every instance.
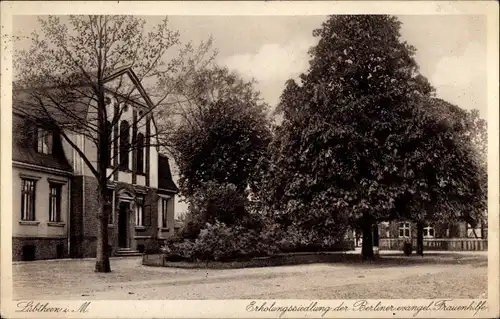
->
[13,66,172,174]
[104,65,155,109]
[13,66,156,123]
[12,89,92,127]
[12,113,73,172]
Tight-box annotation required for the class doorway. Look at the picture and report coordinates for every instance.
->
[118,201,130,248]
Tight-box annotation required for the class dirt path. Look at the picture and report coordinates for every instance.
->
[13,254,487,300]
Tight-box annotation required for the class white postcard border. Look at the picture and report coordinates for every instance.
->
[1,1,498,318]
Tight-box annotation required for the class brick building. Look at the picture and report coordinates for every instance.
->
[12,67,178,261]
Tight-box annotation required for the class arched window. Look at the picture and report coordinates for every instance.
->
[119,120,130,170]
[136,133,145,174]
[106,120,112,167]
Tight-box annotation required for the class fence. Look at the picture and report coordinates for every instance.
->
[379,238,487,251]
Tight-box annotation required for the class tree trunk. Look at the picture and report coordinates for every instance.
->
[361,216,374,259]
[372,224,379,247]
[480,220,484,239]
[95,85,111,273]
[416,221,424,257]
[95,186,111,272]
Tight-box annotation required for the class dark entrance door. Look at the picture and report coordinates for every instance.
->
[118,201,130,248]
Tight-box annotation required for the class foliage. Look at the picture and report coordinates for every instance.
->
[187,181,249,226]
[144,237,163,254]
[259,15,431,235]
[464,109,487,167]
[166,220,280,261]
[390,98,487,226]
[256,15,487,258]
[277,225,352,253]
[169,65,273,199]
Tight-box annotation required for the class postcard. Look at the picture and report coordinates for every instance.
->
[1,1,498,318]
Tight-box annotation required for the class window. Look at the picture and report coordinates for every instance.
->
[35,128,53,154]
[467,223,482,238]
[107,120,113,167]
[119,120,130,170]
[106,188,115,225]
[136,133,145,174]
[21,179,37,221]
[49,184,62,222]
[135,195,144,226]
[161,198,169,228]
[423,225,435,238]
[398,222,410,238]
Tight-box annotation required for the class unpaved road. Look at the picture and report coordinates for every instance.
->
[12,252,487,300]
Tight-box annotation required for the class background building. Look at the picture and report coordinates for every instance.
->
[377,219,487,251]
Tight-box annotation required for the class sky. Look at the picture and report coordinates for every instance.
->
[13,15,488,118]
[12,14,489,215]
[166,15,488,118]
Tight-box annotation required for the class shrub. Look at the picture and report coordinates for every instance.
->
[278,225,350,252]
[144,237,163,254]
[163,239,195,261]
[166,220,280,261]
[188,181,250,226]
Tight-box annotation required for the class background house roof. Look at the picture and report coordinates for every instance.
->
[13,66,155,125]
[12,113,73,172]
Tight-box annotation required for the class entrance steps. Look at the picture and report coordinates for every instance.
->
[114,248,142,257]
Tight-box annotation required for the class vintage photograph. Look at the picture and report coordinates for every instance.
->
[2,2,497,317]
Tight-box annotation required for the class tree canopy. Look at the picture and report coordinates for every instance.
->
[170,66,272,197]
[169,65,272,225]
[257,15,487,257]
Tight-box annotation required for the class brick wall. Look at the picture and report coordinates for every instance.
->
[70,176,84,258]
[13,237,68,261]
[72,176,100,258]
[71,175,164,258]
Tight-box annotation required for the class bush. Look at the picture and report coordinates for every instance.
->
[162,239,195,261]
[166,220,280,261]
[177,219,204,240]
[188,182,249,226]
[163,215,354,262]
[277,225,349,252]
[144,237,163,254]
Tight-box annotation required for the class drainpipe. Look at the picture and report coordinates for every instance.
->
[82,134,86,258]
[67,178,71,257]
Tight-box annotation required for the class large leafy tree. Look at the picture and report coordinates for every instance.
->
[393,98,487,254]
[169,65,272,227]
[12,15,215,272]
[259,15,486,258]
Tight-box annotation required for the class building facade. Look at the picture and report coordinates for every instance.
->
[12,113,73,261]
[376,219,487,251]
[12,67,178,261]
